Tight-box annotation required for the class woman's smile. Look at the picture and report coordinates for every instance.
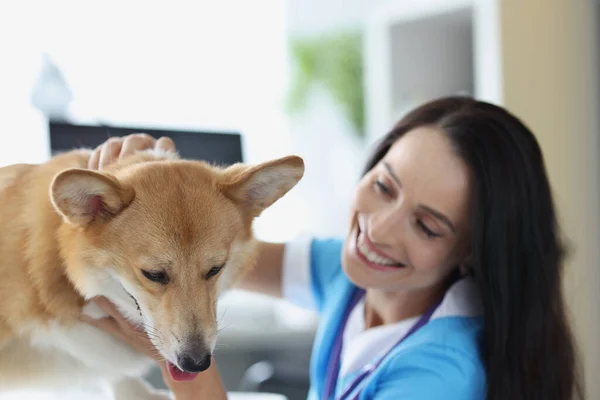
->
[353,224,406,272]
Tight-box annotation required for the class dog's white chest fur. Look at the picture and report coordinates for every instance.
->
[0,304,154,395]
[28,316,152,378]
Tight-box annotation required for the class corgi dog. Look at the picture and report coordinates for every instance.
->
[0,146,304,399]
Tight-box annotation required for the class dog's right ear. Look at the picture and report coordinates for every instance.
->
[220,155,304,217]
[50,168,135,226]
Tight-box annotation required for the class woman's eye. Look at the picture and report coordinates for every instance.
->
[142,270,170,285]
[417,220,441,239]
[375,180,393,196]
[205,264,224,280]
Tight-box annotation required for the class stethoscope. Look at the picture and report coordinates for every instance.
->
[322,288,441,400]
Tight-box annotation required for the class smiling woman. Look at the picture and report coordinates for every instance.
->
[340,96,581,400]
[278,96,581,400]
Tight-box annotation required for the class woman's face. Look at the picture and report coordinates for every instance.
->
[342,126,472,292]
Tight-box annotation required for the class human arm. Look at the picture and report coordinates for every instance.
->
[235,241,285,297]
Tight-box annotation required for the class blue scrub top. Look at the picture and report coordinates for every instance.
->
[283,237,487,399]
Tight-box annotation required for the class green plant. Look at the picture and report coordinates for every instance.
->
[287,31,365,138]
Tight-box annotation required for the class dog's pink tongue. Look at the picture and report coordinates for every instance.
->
[167,361,200,382]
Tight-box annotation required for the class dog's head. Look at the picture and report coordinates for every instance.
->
[49,155,303,380]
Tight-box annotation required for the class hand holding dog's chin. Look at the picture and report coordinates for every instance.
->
[80,297,162,360]
[160,360,228,400]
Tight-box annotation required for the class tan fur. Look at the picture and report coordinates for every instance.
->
[0,146,303,393]
[0,151,92,345]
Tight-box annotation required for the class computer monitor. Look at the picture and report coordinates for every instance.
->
[49,122,244,165]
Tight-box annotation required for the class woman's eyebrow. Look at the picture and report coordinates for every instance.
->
[383,162,402,187]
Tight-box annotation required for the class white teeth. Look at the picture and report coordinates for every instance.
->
[358,240,399,266]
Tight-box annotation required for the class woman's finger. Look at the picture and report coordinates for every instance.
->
[88,147,101,170]
[120,133,156,159]
[89,134,176,170]
[91,297,133,328]
[156,136,176,153]
[98,138,124,170]
[82,300,162,360]
[93,297,147,337]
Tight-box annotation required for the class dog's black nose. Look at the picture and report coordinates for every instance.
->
[177,351,212,373]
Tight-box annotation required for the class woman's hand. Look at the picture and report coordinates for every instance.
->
[88,133,176,170]
[81,297,161,360]
[82,297,228,400]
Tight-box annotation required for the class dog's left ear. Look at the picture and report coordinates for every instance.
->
[50,168,135,226]
[220,155,304,216]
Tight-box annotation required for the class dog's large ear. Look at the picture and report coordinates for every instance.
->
[220,156,304,216]
[50,168,135,226]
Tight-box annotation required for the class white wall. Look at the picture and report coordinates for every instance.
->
[0,4,50,166]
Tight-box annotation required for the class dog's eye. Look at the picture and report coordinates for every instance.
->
[142,270,170,285]
[205,265,224,280]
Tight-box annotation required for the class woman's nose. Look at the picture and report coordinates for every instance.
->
[368,209,402,246]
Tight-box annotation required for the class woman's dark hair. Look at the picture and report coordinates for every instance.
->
[364,96,582,400]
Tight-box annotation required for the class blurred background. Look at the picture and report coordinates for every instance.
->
[0,0,598,399]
